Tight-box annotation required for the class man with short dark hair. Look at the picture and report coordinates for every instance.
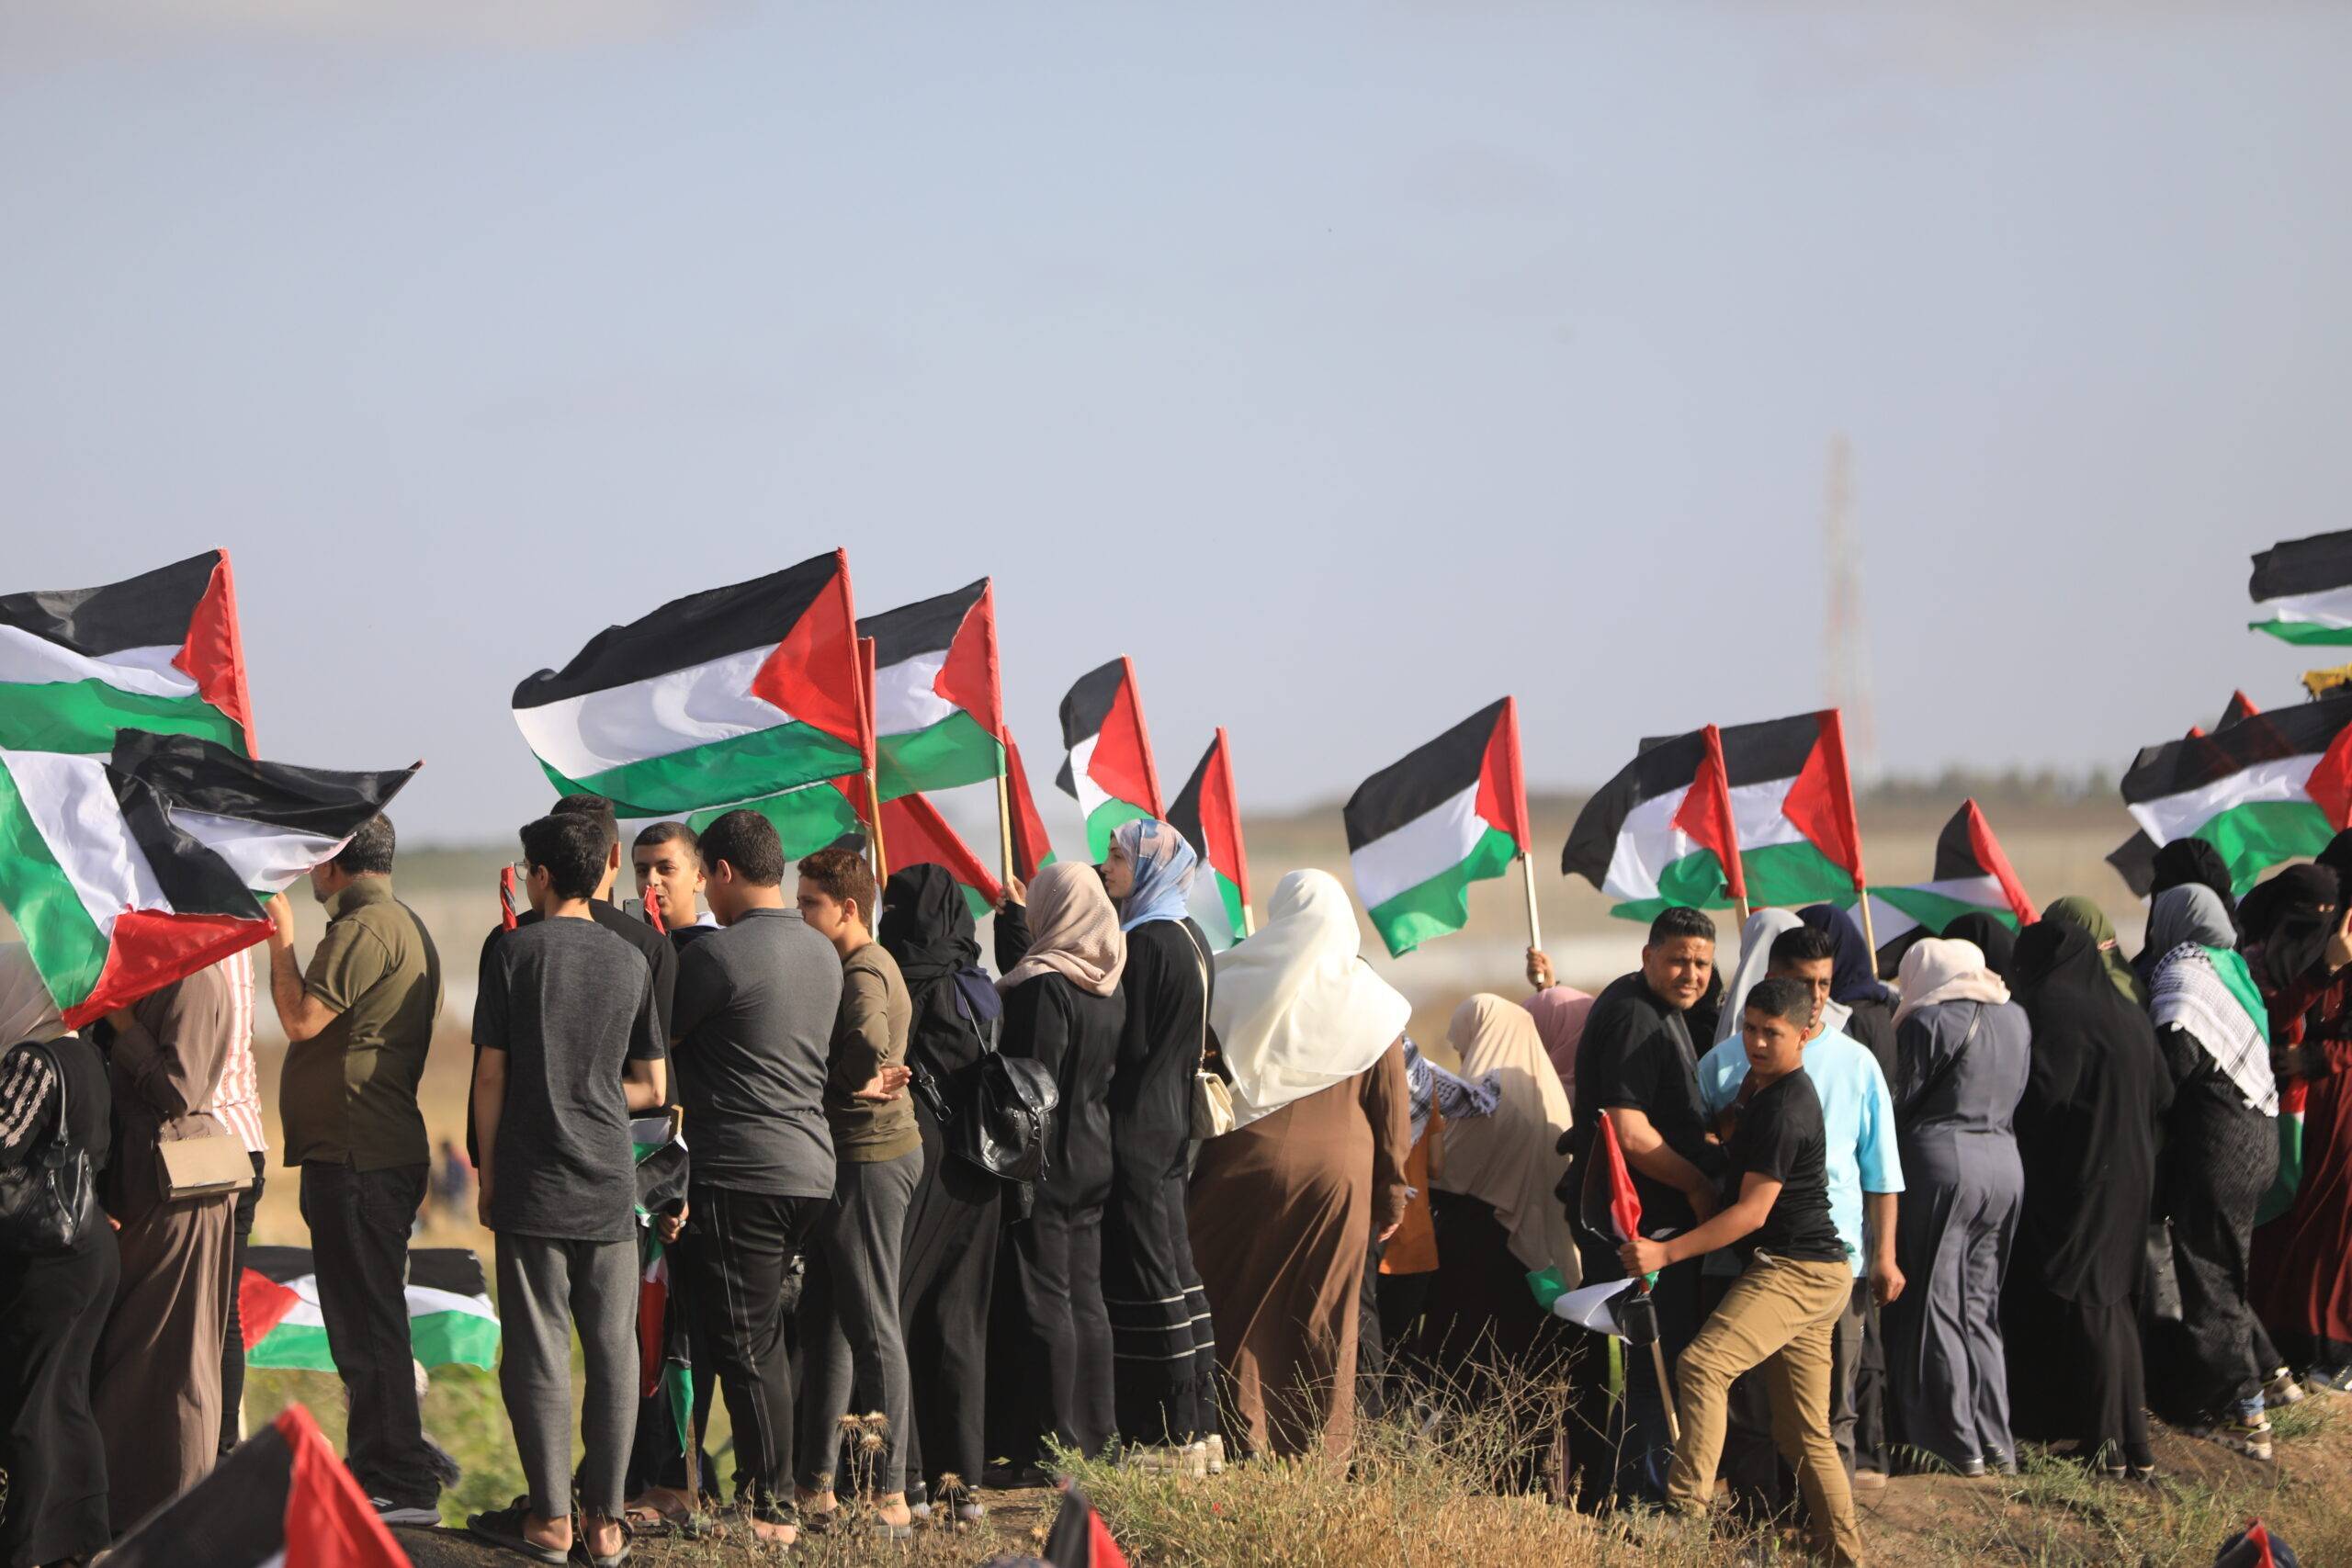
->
[1622,976,1865,1566]
[1695,922,1905,1506]
[667,809,844,1547]
[265,813,446,1524]
[792,847,919,1533]
[1566,903,1724,1506]
[466,813,669,1564]
[635,822,717,950]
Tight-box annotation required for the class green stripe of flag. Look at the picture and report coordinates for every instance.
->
[0,681,243,758]
[2199,799,2336,893]
[1870,886,2018,936]
[1737,841,1857,908]
[2250,618,2352,647]
[0,755,110,1011]
[248,1310,499,1372]
[1608,848,1736,923]
[1213,869,1246,942]
[1364,824,1519,956]
[541,722,865,818]
[684,784,864,862]
[876,710,1002,802]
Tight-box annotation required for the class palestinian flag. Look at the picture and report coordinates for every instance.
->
[0,732,415,1028]
[106,1404,411,1568]
[2120,692,2352,894]
[2109,695,2266,896]
[1563,726,1746,921]
[860,579,1003,800]
[2250,530,2352,645]
[1041,1485,1131,1568]
[873,790,1004,918]
[1715,709,1868,908]
[512,551,865,817]
[241,1246,498,1371]
[1853,800,2036,950]
[1057,657,1165,861]
[632,1115,695,1453]
[1168,728,1253,949]
[0,549,254,759]
[1004,728,1057,882]
[1344,698,1530,958]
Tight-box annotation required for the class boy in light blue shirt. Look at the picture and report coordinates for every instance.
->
[1695,923,1905,1484]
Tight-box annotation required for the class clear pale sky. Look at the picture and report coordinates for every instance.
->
[4,2,2347,843]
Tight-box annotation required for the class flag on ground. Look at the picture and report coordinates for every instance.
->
[0,549,255,759]
[1057,657,1165,861]
[1344,697,1530,958]
[1041,1484,1131,1568]
[2120,694,2352,894]
[1852,800,2036,950]
[512,552,865,817]
[105,1404,411,1568]
[0,732,415,1027]
[859,579,1004,801]
[2250,531,2352,646]
[241,1246,497,1371]
[1562,726,1746,921]
[1714,709,1868,908]
[1005,728,1057,883]
[1168,728,1253,949]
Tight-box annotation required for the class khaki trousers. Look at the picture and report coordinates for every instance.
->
[1668,1251,1865,1567]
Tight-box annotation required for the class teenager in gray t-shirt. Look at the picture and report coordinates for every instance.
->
[670,904,842,1196]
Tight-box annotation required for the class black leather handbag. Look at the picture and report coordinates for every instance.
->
[0,1043,98,1257]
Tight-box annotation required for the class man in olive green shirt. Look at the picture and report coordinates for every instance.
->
[265,813,446,1525]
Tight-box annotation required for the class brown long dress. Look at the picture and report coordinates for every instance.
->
[1189,1038,1410,1461]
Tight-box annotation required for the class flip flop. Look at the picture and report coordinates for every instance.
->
[465,1500,568,1565]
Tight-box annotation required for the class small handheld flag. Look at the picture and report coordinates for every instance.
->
[1057,657,1165,860]
[1343,697,1528,957]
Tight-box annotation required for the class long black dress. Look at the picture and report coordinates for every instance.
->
[987,908,1125,1472]
[881,866,1006,1501]
[1102,916,1217,1448]
[2001,919,2172,1469]
[0,1034,119,1568]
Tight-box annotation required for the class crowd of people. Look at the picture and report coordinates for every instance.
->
[7,799,2352,1567]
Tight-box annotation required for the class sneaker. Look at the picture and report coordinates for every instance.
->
[371,1498,441,1528]
[1851,1467,1888,1491]
[2195,1417,2274,1462]
[2306,1364,2352,1396]
[1204,1434,1226,1475]
[2264,1368,2308,1408]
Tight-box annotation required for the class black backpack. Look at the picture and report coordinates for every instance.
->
[910,982,1061,1186]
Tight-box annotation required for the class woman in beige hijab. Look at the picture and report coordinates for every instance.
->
[1404,995,1582,1490]
[1188,870,1412,1461]
[991,861,1128,1475]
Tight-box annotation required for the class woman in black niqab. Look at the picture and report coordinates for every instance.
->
[1944,913,2018,987]
[2000,913,2174,1474]
[879,863,1006,1516]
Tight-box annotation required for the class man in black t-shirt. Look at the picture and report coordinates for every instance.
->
[467,813,669,1566]
[1617,977,1864,1567]
[1566,904,1724,1506]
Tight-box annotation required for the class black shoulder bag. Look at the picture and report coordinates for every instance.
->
[0,1042,99,1256]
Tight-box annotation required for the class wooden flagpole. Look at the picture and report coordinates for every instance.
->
[1521,852,1544,958]
[995,767,1016,891]
[857,637,888,882]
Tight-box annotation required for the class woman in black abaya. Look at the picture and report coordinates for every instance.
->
[2001,913,2173,1475]
[881,864,1006,1518]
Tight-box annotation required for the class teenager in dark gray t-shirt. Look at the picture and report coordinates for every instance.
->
[671,904,842,1197]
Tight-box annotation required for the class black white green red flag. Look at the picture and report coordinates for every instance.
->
[2250,531,2352,646]
[2121,693,2352,893]
[1713,709,1868,909]
[512,552,865,817]
[1344,698,1530,957]
[105,1404,411,1568]
[872,791,1004,918]
[0,550,255,759]
[1563,726,1746,921]
[1169,728,1253,950]
[242,1245,497,1371]
[0,732,416,1028]
[1851,800,2036,949]
[1004,728,1057,882]
[858,579,1004,801]
[1057,657,1165,861]
[2109,694,2261,897]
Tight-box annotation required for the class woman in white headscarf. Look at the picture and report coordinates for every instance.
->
[1188,870,1412,1461]
[0,944,120,1568]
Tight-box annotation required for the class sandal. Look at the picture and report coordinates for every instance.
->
[466,1498,569,1565]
